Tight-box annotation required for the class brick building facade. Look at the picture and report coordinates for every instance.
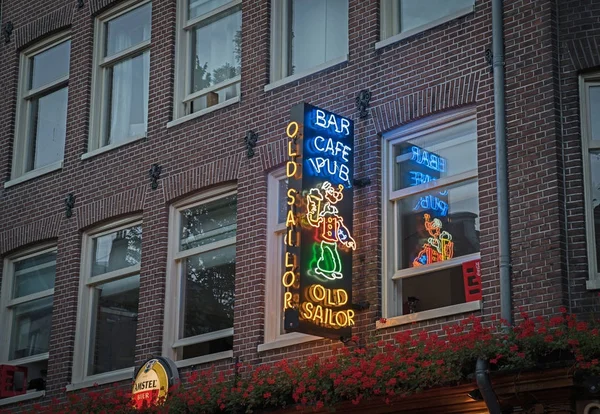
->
[1,0,600,412]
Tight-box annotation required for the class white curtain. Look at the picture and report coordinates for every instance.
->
[108,31,133,145]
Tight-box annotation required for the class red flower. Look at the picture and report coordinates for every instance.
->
[263,392,271,399]
[559,306,567,314]
[379,317,387,324]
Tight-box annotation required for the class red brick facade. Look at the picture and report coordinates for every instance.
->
[1,0,599,411]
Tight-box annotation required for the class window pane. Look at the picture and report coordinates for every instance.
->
[92,225,142,276]
[590,152,600,271]
[105,2,151,57]
[28,87,68,171]
[393,119,477,191]
[278,178,288,225]
[180,195,237,250]
[399,0,474,33]
[188,0,230,19]
[181,336,232,359]
[290,0,348,75]
[190,8,241,94]
[398,180,479,270]
[88,275,139,375]
[105,51,149,145]
[9,296,53,360]
[189,82,240,113]
[590,86,600,141]
[13,251,56,299]
[182,244,235,338]
[29,40,70,90]
[399,266,466,314]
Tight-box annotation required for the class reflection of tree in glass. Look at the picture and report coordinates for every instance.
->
[192,29,241,92]
[180,195,236,248]
[124,226,142,266]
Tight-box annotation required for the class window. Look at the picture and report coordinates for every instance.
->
[88,0,151,153]
[382,110,480,321]
[270,0,348,83]
[12,34,70,181]
[261,170,319,350]
[380,0,474,44]
[164,186,236,363]
[0,245,56,391]
[174,0,241,118]
[73,219,141,383]
[580,75,600,289]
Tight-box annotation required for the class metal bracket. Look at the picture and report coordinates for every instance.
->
[485,47,493,73]
[149,164,162,190]
[65,193,75,218]
[353,177,371,188]
[351,301,370,311]
[3,22,13,44]
[77,0,84,8]
[244,130,258,159]
[355,89,372,119]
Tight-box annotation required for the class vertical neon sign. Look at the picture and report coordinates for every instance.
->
[282,103,355,340]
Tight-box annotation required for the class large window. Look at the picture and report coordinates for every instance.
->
[0,245,56,391]
[174,0,241,118]
[383,110,480,321]
[270,0,348,83]
[11,34,70,182]
[380,0,474,44]
[88,0,151,154]
[581,75,600,289]
[164,186,236,364]
[73,219,141,384]
[261,170,319,350]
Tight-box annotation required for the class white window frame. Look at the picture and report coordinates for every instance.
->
[163,184,236,367]
[377,0,475,50]
[381,108,481,326]
[10,32,70,184]
[71,216,141,387]
[580,74,600,290]
[172,0,242,124]
[86,0,151,158]
[267,0,349,90]
[0,244,56,370]
[259,169,320,352]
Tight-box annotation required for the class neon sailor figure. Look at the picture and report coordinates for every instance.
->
[413,213,454,267]
[306,181,356,280]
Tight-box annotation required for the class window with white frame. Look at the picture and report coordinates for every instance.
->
[380,0,474,43]
[580,74,600,289]
[174,0,241,118]
[73,219,141,383]
[0,245,56,391]
[12,34,70,181]
[88,0,151,153]
[270,0,348,83]
[164,186,236,363]
[382,111,480,319]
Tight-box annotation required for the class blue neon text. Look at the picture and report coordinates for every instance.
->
[411,146,446,173]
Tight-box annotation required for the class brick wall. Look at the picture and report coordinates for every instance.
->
[1,0,598,410]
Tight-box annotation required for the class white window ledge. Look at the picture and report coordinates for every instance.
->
[587,278,600,290]
[167,97,240,129]
[174,350,233,369]
[4,161,62,188]
[0,390,45,407]
[264,55,348,93]
[375,6,474,50]
[258,333,322,353]
[81,135,146,160]
[66,367,134,392]
[376,300,482,329]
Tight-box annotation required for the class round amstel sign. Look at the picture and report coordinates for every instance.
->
[132,357,178,409]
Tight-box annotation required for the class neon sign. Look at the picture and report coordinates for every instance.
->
[413,213,454,266]
[282,103,355,339]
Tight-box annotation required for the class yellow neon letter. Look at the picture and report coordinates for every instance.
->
[282,271,295,288]
[284,291,293,310]
[285,209,296,227]
[287,189,296,206]
[286,121,299,139]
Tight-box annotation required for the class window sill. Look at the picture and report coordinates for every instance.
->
[4,161,63,188]
[167,97,240,129]
[66,367,134,391]
[586,279,600,290]
[376,300,482,329]
[375,6,474,50]
[264,55,348,93]
[174,350,233,369]
[0,390,45,407]
[258,333,322,353]
[81,135,146,160]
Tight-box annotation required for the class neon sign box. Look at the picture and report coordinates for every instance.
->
[283,103,355,340]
